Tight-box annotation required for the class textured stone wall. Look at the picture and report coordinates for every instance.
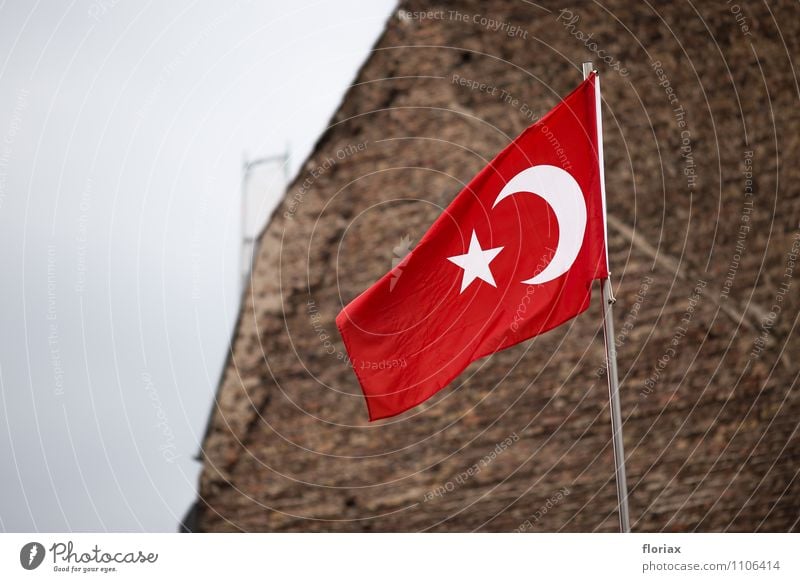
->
[190,0,800,532]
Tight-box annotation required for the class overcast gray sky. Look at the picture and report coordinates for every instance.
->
[0,0,396,532]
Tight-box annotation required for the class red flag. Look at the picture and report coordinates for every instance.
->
[336,73,609,420]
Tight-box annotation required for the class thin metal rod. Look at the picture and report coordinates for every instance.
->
[240,149,292,292]
[583,61,631,533]
[600,278,630,532]
[241,154,249,294]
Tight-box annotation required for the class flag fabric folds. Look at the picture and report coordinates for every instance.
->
[336,73,608,420]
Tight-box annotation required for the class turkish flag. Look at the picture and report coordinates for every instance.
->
[336,73,609,420]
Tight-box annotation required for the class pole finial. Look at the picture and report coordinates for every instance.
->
[582,62,594,80]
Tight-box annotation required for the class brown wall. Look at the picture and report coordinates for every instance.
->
[191,0,800,532]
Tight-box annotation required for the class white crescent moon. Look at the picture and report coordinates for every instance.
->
[492,165,587,285]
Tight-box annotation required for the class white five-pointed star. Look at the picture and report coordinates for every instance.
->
[447,230,504,293]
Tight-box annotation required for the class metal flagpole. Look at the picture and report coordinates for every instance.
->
[582,61,631,533]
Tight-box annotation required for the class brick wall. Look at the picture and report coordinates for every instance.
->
[190,0,800,532]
